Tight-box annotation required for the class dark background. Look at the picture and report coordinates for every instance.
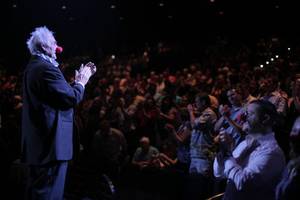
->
[1,0,300,71]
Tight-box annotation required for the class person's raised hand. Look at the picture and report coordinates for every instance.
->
[75,62,97,86]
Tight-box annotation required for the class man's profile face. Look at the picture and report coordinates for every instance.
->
[43,34,57,59]
[195,97,205,111]
[244,103,261,133]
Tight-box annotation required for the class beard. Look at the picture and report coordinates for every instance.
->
[242,121,250,133]
[244,120,264,134]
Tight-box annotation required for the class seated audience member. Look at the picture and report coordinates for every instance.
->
[214,100,286,200]
[276,116,300,200]
[132,136,160,169]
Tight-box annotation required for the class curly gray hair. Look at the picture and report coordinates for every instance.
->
[26,26,55,55]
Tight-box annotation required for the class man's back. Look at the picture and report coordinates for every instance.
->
[22,56,84,165]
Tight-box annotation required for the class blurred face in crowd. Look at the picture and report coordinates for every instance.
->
[227,89,242,106]
[140,137,150,152]
[293,77,300,97]
[180,95,189,107]
[195,97,206,112]
[100,121,111,134]
[259,78,276,94]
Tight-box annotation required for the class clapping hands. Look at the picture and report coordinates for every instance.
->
[75,62,97,86]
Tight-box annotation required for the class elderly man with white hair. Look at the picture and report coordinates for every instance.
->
[21,26,96,200]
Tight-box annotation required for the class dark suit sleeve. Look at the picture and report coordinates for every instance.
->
[41,65,84,109]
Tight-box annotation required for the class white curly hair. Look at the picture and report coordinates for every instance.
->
[26,26,55,56]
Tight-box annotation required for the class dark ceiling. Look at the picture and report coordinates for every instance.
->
[1,0,299,67]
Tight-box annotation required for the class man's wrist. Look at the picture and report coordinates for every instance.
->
[75,81,85,88]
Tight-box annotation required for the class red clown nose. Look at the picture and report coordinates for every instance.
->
[56,46,63,54]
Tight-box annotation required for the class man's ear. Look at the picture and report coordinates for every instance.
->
[40,43,48,52]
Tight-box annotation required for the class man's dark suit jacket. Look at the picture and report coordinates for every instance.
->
[22,55,84,165]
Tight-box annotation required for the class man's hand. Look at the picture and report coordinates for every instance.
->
[219,128,234,153]
[219,104,231,117]
[75,62,97,86]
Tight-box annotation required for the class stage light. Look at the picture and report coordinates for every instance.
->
[270,58,274,61]
[275,55,279,58]
[12,4,17,8]
[111,5,116,9]
[260,65,264,68]
[111,55,116,59]
[288,47,291,51]
[266,61,269,64]
[159,3,164,7]
[61,5,67,10]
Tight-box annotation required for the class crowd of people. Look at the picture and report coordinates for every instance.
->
[1,34,300,200]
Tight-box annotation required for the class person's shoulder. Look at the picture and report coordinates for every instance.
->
[111,128,125,137]
[134,147,143,154]
[150,146,159,152]
[30,55,50,66]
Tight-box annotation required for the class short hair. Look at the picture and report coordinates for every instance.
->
[26,26,54,55]
[250,99,279,127]
[195,92,211,107]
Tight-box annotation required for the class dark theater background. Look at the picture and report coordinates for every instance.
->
[1,0,300,70]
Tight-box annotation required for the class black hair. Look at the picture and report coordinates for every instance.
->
[195,92,211,107]
[250,99,280,128]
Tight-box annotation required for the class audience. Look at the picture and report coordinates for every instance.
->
[1,37,300,200]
